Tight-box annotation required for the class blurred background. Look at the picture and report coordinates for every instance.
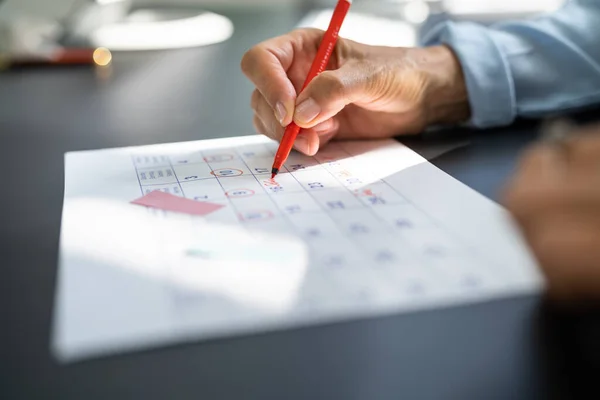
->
[1,0,566,53]
[0,0,567,147]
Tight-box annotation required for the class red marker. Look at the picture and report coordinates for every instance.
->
[270,0,352,178]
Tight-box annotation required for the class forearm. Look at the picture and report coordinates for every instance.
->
[422,0,600,128]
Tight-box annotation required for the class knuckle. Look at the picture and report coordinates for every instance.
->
[318,72,345,97]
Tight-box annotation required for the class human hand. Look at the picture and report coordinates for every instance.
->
[503,126,600,302]
[241,28,470,155]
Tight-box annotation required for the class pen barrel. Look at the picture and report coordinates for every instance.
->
[271,0,351,174]
[273,123,301,170]
[301,0,351,91]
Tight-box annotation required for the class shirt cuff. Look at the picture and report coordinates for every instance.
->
[422,21,516,128]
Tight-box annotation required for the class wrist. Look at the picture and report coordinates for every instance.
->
[414,45,471,126]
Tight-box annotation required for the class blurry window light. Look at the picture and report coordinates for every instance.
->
[404,1,430,24]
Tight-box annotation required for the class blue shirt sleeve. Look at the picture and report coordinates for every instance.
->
[421,0,600,128]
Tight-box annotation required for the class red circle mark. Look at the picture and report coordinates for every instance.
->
[355,188,375,197]
[262,180,280,187]
[238,210,274,222]
[211,168,244,177]
[225,189,256,198]
[204,154,234,163]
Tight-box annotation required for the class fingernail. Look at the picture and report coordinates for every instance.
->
[274,102,287,126]
[294,135,309,154]
[294,98,321,124]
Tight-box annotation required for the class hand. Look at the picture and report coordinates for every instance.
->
[241,28,470,155]
[503,126,600,302]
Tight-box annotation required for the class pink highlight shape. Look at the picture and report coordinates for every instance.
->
[131,191,224,216]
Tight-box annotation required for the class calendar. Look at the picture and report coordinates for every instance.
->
[53,135,543,362]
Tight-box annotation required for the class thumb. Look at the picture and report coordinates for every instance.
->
[293,61,377,129]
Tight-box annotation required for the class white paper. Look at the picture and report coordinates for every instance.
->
[53,136,543,362]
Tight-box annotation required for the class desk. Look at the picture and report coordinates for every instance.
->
[1,5,598,400]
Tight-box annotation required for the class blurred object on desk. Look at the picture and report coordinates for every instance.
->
[0,8,63,56]
[89,8,234,51]
[0,1,112,70]
[0,47,112,70]
[70,0,235,51]
[1,0,234,52]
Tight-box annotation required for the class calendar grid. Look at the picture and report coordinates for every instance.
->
[336,142,514,284]
[167,158,186,198]
[232,144,302,235]
[129,139,515,291]
[132,157,145,197]
[192,153,245,225]
[264,144,349,238]
[259,144,426,261]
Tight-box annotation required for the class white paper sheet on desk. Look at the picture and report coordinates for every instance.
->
[53,136,543,362]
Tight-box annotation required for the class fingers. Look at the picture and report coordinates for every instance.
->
[527,220,600,301]
[293,60,378,129]
[251,89,285,141]
[504,130,600,302]
[294,119,340,155]
[241,33,299,126]
[294,131,319,156]
[251,89,340,156]
[503,145,565,222]
[514,144,564,186]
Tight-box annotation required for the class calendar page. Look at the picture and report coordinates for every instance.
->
[53,135,543,362]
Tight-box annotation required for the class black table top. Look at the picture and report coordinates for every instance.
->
[1,5,599,400]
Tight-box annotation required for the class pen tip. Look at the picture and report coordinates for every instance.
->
[271,168,279,179]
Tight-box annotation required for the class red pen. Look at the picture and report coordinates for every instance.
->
[0,47,112,70]
[271,0,352,178]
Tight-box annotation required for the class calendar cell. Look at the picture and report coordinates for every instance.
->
[311,189,363,211]
[173,163,214,181]
[137,166,177,185]
[180,178,226,201]
[218,175,264,194]
[141,184,183,196]
[270,192,322,214]
[169,151,207,165]
[133,154,171,168]
[244,157,276,175]
[354,182,407,206]
[293,170,343,191]
[258,174,305,195]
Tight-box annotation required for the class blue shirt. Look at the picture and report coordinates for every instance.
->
[422,0,600,128]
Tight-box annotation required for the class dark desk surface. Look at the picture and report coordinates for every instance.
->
[1,5,598,400]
